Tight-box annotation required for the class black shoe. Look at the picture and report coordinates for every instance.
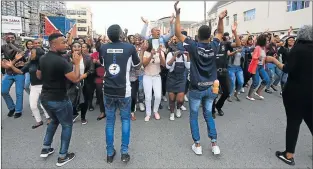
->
[121,153,130,163]
[107,149,116,164]
[40,148,55,158]
[89,105,94,111]
[217,109,224,116]
[56,152,76,167]
[159,104,163,110]
[14,113,22,119]
[271,85,278,91]
[265,89,273,94]
[96,100,99,105]
[73,114,79,123]
[276,151,295,166]
[7,109,15,117]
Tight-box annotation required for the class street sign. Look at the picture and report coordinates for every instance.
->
[1,16,23,33]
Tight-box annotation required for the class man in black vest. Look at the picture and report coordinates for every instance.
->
[211,23,241,118]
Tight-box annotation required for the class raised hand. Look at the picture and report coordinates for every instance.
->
[15,52,24,61]
[219,10,227,19]
[141,17,149,24]
[3,60,13,68]
[174,1,181,15]
[288,26,293,33]
[170,13,175,24]
[231,22,238,32]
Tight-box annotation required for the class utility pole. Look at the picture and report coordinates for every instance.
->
[204,1,207,24]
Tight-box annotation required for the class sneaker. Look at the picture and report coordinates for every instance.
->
[144,116,150,122]
[81,119,88,125]
[73,114,79,123]
[107,149,116,164]
[14,113,22,119]
[240,88,245,93]
[56,152,76,167]
[212,143,221,155]
[246,96,255,101]
[180,105,187,111]
[154,112,160,120]
[184,95,189,102]
[169,113,175,121]
[227,97,232,102]
[40,148,55,158]
[191,144,202,155]
[265,89,273,94]
[254,92,264,100]
[121,153,130,163]
[276,151,295,166]
[271,85,278,91]
[234,92,240,101]
[168,106,170,110]
[7,109,15,117]
[139,103,145,112]
[162,96,167,102]
[176,109,182,118]
[217,109,224,116]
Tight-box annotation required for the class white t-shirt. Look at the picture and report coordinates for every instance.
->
[165,52,190,72]
[143,51,165,76]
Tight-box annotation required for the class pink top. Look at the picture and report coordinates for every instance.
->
[144,51,165,76]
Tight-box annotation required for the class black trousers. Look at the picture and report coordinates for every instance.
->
[243,63,252,86]
[73,85,88,120]
[283,87,312,153]
[131,80,139,112]
[85,79,96,107]
[212,72,231,112]
[95,83,105,113]
[185,80,190,94]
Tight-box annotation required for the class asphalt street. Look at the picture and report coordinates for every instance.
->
[1,85,312,168]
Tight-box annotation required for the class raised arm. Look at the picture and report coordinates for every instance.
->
[174,1,186,42]
[215,10,227,42]
[140,17,150,40]
[230,22,241,48]
[163,14,175,42]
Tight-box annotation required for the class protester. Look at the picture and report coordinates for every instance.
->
[23,40,33,95]
[37,33,81,167]
[266,25,312,166]
[174,1,225,155]
[100,24,141,163]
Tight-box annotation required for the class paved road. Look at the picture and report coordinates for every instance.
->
[1,86,312,169]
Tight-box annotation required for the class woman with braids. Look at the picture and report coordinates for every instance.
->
[91,38,106,121]
[166,36,190,121]
[66,41,95,125]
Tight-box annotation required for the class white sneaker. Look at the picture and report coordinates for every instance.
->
[144,116,150,122]
[254,92,264,100]
[241,88,245,93]
[180,105,187,111]
[192,144,202,155]
[168,106,170,110]
[139,103,145,111]
[184,95,189,102]
[162,96,167,102]
[246,96,255,101]
[134,104,137,112]
[212,145,221,155]
[169,113,175,121]
[176,109,182,118]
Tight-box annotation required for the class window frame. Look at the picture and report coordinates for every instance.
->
[77,27,87,31]
[243,8,256,22]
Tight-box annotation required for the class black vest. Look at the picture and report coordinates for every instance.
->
[213,42,228,74]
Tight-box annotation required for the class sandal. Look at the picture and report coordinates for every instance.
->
[97,113,106,121]
[131,113,136,121]
[32,121,43,129]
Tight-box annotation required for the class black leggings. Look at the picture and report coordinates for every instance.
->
[212,73,231,112]
[86,80,96,107]
[185,80,190,94]
[243,64,252,86]
[95,83,105,113]
[131,80,139,112]
[73,85,88,120]
[283,91,312,153]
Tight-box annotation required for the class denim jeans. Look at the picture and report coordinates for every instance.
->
[251,65,270,89]
[24,73,31,90]
[189,86,218,143]
[273,67,282,86]
[1,74,25,113]
[104,96,131,156]
[41,99,73,158]
[228,66,244,96]
[265,65,282,89]
[138,75,145,103]
[281,72,289,90]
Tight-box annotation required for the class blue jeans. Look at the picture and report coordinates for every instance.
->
[189,86,218,143]
[24,72,30,89]
[251,65,270,89]
[228,66,244,96]
[1,74,25,113]
[41,99,73,158]
[281,72,288,90]
[266,65,282,89]
[104,96,131,156]
[273,67,282,86]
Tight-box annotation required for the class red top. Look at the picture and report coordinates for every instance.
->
[91,52,105,84]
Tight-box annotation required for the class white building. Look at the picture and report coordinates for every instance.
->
[191,1,312,37]
[66,5,93,38]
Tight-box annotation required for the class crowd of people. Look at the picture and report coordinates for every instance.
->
[1,1,312,167]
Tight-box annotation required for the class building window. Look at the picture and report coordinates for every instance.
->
[226,16,229,26]
[233,14,237,22]
[67,10,76,15]
[78,27,87,31]
[244,9,256,21]
[287,1,310,12]
[77,10,86,15]
[77,19,87,23]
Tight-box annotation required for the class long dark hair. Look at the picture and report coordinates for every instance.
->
[256,34,267,47]
[25,40,33,50]
[145,39,153,52]
[95,38,102,52]
[82,43,92,54]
